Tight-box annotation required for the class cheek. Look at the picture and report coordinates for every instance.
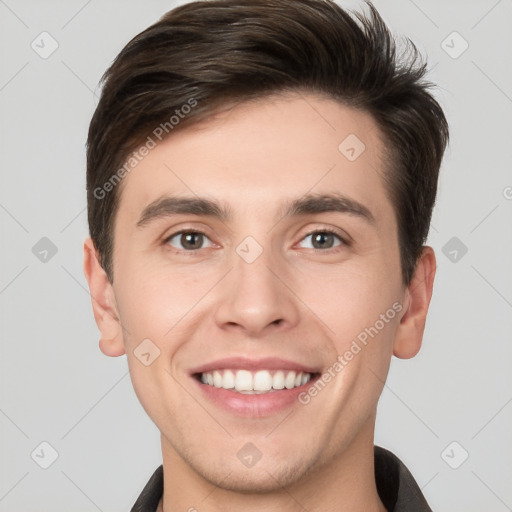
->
[294,262,402,405]
[298,263,400,339]
[114,261,203,342]
[127,359,162,418]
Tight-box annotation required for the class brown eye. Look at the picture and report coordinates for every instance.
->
[166,231,212,251]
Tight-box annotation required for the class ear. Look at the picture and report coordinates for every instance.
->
[83,237,125,357]
[393,246,436,359]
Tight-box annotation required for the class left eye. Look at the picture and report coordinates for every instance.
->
[298,230,344,250]
[165,231,214,251]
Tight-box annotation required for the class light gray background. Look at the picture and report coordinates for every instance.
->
[1,0,511,510]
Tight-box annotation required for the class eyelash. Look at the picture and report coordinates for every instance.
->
[162,227,350,254]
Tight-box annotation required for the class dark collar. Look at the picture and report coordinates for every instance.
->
[374,446,432,511]
[131,445,432,511]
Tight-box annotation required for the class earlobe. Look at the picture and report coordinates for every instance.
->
[83,237,126,357]
[393,246,436,359]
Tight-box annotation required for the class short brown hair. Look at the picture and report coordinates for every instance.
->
[86,0,449,284]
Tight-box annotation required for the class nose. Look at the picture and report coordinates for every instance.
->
[213,244,301,337]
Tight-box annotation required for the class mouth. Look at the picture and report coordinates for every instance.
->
[193,369,317,394]
[188,357,322,417]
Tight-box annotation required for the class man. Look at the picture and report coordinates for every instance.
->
[83,0,449,510]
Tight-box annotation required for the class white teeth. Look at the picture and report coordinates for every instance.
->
[253,370,273,391]
[273,370,285,389]
[199,369,313,393]
[301,373,310,385]
[223,369,235,389]
[213,370,223,388]
[234,370,253,391]
[285,371,296,389]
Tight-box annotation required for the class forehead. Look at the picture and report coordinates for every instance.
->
[115,92,391,226]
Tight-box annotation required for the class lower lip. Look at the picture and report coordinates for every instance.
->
[192,375,319,418]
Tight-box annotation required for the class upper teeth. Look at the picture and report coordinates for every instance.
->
[200,369,311,393]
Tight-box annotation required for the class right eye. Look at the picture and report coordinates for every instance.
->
[164,230,215,252]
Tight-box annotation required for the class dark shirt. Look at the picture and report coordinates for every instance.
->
[131,445,432,511]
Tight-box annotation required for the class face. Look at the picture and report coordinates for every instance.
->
[85,92,433,493]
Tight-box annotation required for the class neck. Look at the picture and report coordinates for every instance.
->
[159,415,387,512]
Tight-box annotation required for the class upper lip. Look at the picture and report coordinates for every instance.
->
[189,356,321,375]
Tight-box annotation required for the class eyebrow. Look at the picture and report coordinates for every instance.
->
[136,192,375,228]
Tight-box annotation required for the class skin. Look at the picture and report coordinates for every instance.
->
[84,91,435,512]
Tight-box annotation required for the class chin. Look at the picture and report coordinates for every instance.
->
[196,457,309,493]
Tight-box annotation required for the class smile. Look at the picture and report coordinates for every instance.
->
[189,356,322,417]
[197,369,313,393]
